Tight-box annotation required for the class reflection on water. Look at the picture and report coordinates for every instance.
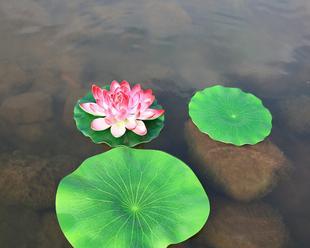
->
[0,0,309,247]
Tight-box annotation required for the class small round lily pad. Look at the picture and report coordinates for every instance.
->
[74,87,164,147]
[56,147,210,248]
[189,85,272,146]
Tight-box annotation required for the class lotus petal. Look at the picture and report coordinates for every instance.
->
[139,109,165,120]
[91,118,111,131]
[79,102,106,116]
[132,120,147,135]
[75,82,165,147]
[111,122,126,138]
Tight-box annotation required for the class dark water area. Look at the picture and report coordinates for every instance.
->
[0,0,310,247]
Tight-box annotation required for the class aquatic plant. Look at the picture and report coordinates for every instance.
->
[74,80,165,147]
[189,85,272,146]
[56,147,210,248]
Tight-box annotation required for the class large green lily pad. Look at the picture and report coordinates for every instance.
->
[56,147,210,248]
[189,85,272,146]
[74,87,164,147]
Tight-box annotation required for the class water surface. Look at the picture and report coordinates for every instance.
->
[0,0,309,247]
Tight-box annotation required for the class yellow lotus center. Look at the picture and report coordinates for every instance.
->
[115,121,125,126]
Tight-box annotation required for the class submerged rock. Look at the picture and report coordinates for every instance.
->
[30,69,64,96]
[2,121,67,157]
[0,205,40,247]
[63,87,86,130]
[0,90,56,149]
[0,152,77,209]
[277,95,310,134]
[0,62,30,100]
[37,212,71,248]
[185,120,288,202]
[0,91,53,124]
[196,198,289,248]
[142,2,191,37]
[15,122,46,143]
[0,91,58,154]
[0,153,55,209]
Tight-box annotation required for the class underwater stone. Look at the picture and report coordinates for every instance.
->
[0,205,40,247]
[49,154,78,181]
[0,118,60,156]
[185,120,288,202]
[30,69,64,95]
[37,212,71,248]
[197,198,289,248]
[0,152,77,209]
[0,92,52,124]
[54,130,105,159]
[2,121,65,157]
[15,122,45,143]
[143,1,191,37]
[63,87,86,130]
[0,62,30,100]
[0,153,56,209]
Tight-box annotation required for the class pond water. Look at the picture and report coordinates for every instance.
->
[0,0,309,247]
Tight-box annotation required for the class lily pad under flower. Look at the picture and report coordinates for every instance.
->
[189,85,272,146]
[74,80,165,147]
[56,147,210,248]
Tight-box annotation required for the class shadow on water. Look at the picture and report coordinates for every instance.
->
[0,0,310,247]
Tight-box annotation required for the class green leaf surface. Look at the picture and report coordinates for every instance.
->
[56,147,210,248]
[189,85,272,146]
[74,87,164,147]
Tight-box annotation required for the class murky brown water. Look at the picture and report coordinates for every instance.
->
[0,0,309,247]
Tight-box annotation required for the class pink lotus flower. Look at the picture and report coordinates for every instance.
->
[80,80,165,138]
